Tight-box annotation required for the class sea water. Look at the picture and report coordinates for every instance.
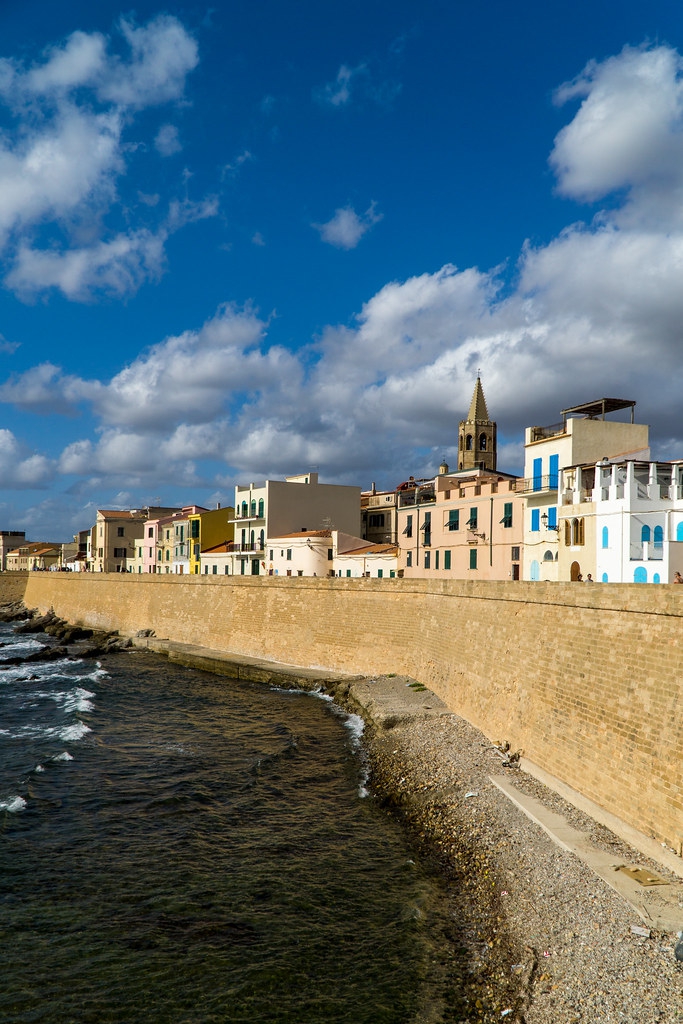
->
[0,623,444,1023]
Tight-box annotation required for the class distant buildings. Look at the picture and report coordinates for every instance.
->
[5,383,681,584]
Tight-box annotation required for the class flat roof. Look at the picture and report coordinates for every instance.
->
[560,398,635,421]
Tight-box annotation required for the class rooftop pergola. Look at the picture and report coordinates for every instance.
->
[560,398,635,426]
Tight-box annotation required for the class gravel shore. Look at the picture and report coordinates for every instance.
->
[331,673,683,1024]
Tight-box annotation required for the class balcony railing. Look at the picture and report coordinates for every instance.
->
[520,474,559,494]
[528,423,565,442]
[397,488,436,508]
[225,542,264,553]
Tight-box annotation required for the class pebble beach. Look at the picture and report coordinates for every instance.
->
[334,673,683,1024]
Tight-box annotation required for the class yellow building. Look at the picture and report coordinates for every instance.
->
[188,506,235,574]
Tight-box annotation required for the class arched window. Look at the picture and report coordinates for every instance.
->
[601,526,609,549]
[258,498,264,518]
[250,530,255,548]
[250,499,256,517]
[677,522,683,542]
[241,501,248,517]
[633,566,647,583]
[529,559,540,581]
[479,433,487,451]
[259,529,265,550]
[653,525,664,548]
[459,435,464,450]
[601,572,608,582]
[653,573,661,583]
[543,549,554,562]
[641,524,651,542]
[564,520,571,546]
[466,434,473,451]
[571,518,584,546]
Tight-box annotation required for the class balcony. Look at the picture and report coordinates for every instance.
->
[225,542,265,554]
[528,423,565,443]
[397,487,435,508]
[520,474,559,494]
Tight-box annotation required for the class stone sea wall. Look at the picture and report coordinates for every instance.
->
[4,571,682,856]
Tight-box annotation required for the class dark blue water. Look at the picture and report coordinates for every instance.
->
[0,624,445,1023]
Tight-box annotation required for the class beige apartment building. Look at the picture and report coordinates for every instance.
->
[396,466,524,579]
[361,485,398,544]
[91,507,179,572]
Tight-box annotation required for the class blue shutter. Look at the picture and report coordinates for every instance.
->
[641,525,651,542]
[549,454,559,488]
[531,508,540,532]
[547,506,557,529]
[533,458,542,491]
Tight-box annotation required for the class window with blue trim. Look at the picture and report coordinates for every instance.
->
[641,525,651,542]
[549,454,559,489]
[547,506,557,529]
[654,525,663,548]
[602,526,609,549]
[531,508,540,532]
[533,457,542,491]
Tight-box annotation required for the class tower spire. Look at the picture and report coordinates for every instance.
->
[458,376,497,472]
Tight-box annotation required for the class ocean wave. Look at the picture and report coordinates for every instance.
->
[0,795,26,812]
[59,722,91,742]
[53,751,73,762]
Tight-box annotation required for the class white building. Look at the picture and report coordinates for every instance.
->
[523,398,649,581]
[265,529,398,579]
[558,459,683,583]
[229,473,361,577]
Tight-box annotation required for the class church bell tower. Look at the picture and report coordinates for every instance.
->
[458,376,497,471]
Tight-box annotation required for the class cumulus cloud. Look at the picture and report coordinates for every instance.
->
[313,202,382,249]
[0,429,54,488]
[0,15,207,300]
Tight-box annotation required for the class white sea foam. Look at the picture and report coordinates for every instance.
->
[0,795,26,812]
[54,751,73,761]
[59,722,91,742]
[34,764,45,773]
[344,712,364,748]
[63,688,95,714]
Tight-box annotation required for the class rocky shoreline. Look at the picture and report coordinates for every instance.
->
[2,605,682,1022]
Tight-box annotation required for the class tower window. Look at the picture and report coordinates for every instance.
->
[466,434,473,451]
[479,433,487,451]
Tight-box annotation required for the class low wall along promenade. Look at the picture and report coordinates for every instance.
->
[4,571,682,860]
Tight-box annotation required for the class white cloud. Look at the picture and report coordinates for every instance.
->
[313,202,382,249]
[0,429,54,488]
[154,123,182,156]
[0,15,205,300]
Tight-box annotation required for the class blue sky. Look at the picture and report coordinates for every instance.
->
[1,0,683,539]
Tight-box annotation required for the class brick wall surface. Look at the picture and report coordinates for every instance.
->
[5,571,682,853]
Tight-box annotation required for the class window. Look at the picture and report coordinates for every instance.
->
[212,565,217,574]
[225,566,229,574]
[511,546,520,561]
[602,526,609,549]
[251,500,256,517]
[435,550,439,570]
[148,528,153,538]
[422,511,431,545]
[117,527,125,537]
[193,544,200,558]
[297,570,304,576]
[240,559,246,575]
[204,565,209,574]
[479,433,487,451]
[547,506,557,529]
[191,520,199,539]
[511,564,520,580]
[404,514,413,538]
[258,498,264,517]
[531,509,540,532]
[148,547,152,557]
[180,526,184,542]
[448,509,459,531]
[444,550,451,570]
[269,549,273,560]
[377,569,383,578]
[113,547,126,558]
[139,548,142,558]
[634,567,647,583]
[501,502,513,528]
[466,434,473,450]
[369,513,385,527]
[166,530,170,541]
[654,525,664,548]
[346,569,351,577]
[242,501,248,517]
[165,550,169,561]
[406,551,412,567]
[543,550,554,562]
[571,518,585,545]
[467,508,478,529]
[532,457,542,491]
[424,551,430,569]
[327,548,333,560]
[469,548,477,570]
[286,549,292,560]
[549,454,559,488]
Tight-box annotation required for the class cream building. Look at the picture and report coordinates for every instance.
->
[361,485,398,545]
[229,473,361,576]
[523,399,649,581]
